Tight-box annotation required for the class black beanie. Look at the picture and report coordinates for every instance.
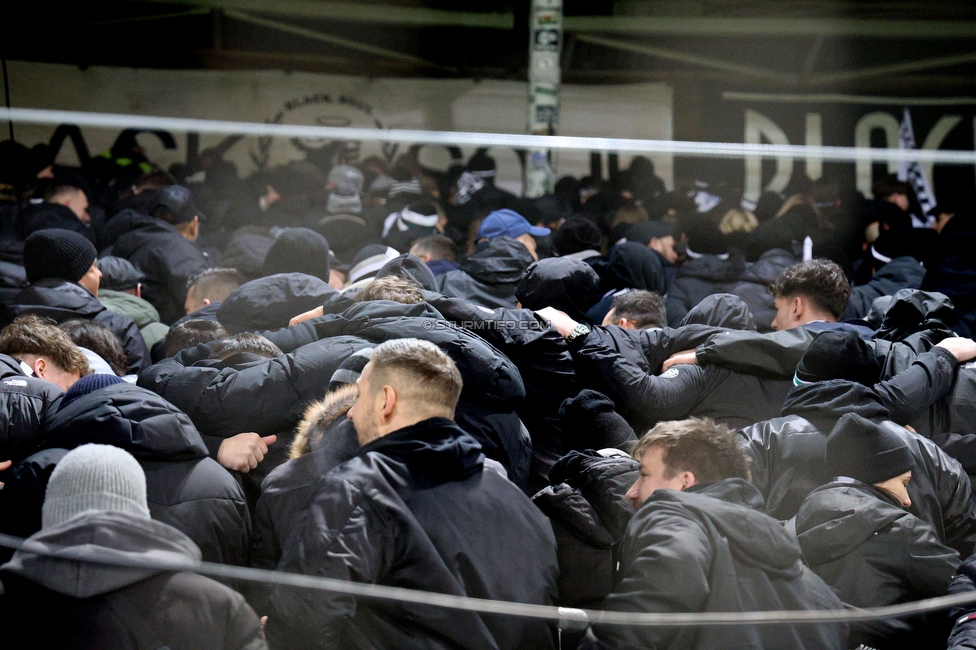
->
[795,330,880,386]
[60,374,126,411]
[825,413,915,484]
[263,228,331,282]
[558,390,637,451]
[626,220,674,246]
[24,228,98,284]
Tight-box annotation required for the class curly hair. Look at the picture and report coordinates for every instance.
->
[767,259,850,319]
[0,315,91,377]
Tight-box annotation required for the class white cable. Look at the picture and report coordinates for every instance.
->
[3,107,976,164]
[2,532,975,628]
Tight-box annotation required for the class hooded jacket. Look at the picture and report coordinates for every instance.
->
[105,209,209,325]
[0,510,266,650]
[794,480,959,648]
[948,553,976,650]
[217,273,336,334]
[679,292,757,330]
[437,237,535,310]
[37,383,251,564]
[19,202,98,246]
[0,353,63,464]
[532,450,639,610]
[279,300,529,479]
[266,417,559,650]
[665,253,747,327]
[591,241,668,296]
[97,288,169,349]
[728,247,798,331]
[585,479,847,649]
[738,381,976,556]
[5,279,150,374]
[569,328,792,433]
[515,257,603,324]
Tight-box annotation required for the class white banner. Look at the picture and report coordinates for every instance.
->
[5,61,673,195]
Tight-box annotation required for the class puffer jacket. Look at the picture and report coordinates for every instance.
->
[0,353,62,464]
[4,279,149,374]
[104,209,209,325]
[265,417,559,650]
[0,510,266,650]
[217,273,337,334]
[97,289,169,349]
[437,237,535,310]
[584,479,847,649]
[38,383,251,564]
[679,292,757,330]
[281,300,529,479]
[532,450,638,610]
[843,255,926,321]
[795,480,959,648]
[738,380,976,556]
[728,247,798,331]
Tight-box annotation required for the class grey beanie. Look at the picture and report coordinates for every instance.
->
[42,444,150,529]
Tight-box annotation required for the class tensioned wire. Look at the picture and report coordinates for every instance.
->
[2,107,976,164]
[1,531,973,629]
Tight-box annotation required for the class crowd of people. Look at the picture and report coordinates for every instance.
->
[2,131,976,649]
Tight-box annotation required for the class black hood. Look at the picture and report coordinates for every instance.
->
[1,510,199,598]
[794,481,909,566]
[340,298,443,322]
[106,210,180,259]
[40,383,209,461]
[515,257,602,324]
[358,417,485,482]
[738,248,797,285]
[646,478,802,575]
[782,380,890,433]
[0,353,27,378]
[13,279,104,318]
[461,237,535,285]
[20,203,95,244]
[218,272,336,333]
[874,287,955,342]
[605,241,667,291]
[375,253,438,291]
[679,293,757,330]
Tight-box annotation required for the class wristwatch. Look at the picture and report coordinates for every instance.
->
[566,323,591,344]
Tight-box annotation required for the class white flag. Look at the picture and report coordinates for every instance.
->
[897,108,937,223]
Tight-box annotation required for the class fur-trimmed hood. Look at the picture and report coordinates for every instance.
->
[290,384,358,459]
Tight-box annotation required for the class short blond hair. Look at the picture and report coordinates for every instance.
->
[367,338,462,417]
[718,208,759,235]
[632,418,750,483]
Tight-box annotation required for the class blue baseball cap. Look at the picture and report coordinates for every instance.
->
[477,209,551,240]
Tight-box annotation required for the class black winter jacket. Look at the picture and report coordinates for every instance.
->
[795,480,959,648]
[738,380,976,556]
[585,479,847,650]
[0,354,62,464]
[4,279,149,374]
[678,292,757,330]
[728,247,797,331]
[532,450,638,609]
[282,300,530,478]
[0,510,266,650]
[105,210,208,325]
[266,417,559,650]
[570,328,792,432]
[665,253,747,327]
[948,553,976,649]
[217,273,336,334]
[38,383,251,564]
[19,202,99,246]
[437,237,535,309]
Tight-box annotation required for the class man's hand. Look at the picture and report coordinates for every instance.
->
[534,307,579,339]
[290,306,325,327]
[936,337,976,363]
[0,460,11,472]
[217,433,277,473]
[662,350,699,373]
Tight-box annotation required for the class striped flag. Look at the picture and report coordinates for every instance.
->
[897,108,937,224]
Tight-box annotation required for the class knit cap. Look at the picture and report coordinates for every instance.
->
[794,330,881,386]
[825,413,916,485]
[24,229,97,284]
[626,220,674,246]
[347,245,400,284]
[558,390,637,451]
[60,373,126,411]
[262,227,331,282]
[42,443,150,529]
[553,216,603,256]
